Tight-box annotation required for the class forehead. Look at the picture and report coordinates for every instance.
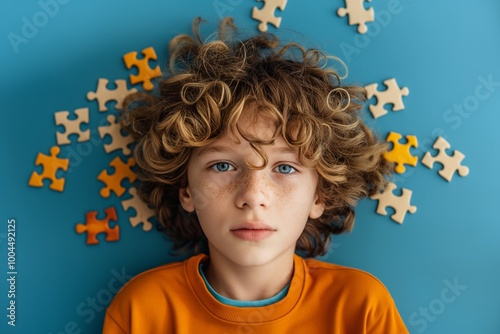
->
[230,110,278,142]
[193,110,298,159]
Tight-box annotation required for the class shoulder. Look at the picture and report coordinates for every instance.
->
[109,254,203,308]
[104,254,206,330]
[103,255,206,333]
[302,257,394,301]
[299,258,408,333]
[304,257,386,283]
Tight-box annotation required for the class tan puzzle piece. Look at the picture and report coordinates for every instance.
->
[371,182,417,224]
[252,0,287,32]
[28,146,70,192]
[365,78,410,119]
[97,157,137,198]
[98,115,134,156]
[54,108,90,145]
[121,187,154,231]
[75,207,119,245]
[87,78,137,112]
[384,132,419,174]
[421,136,469,182]
[123,47,161,91]
[337,0,374,34]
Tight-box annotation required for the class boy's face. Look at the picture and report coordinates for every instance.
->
[179,110,325,268]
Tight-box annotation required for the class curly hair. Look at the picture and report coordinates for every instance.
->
[122,17,392,257]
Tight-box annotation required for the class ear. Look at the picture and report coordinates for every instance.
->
[309,194,325,219]
[179,187,195,212]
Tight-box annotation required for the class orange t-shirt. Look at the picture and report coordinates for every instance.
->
[103,254,408,333]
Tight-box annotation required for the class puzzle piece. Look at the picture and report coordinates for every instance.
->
[97,156,137,198]
[123,47,161,91]
[87,78,138,112]
[98,115,134,156]
[383,132,419,174]
[121,187,154,231]
[337,0,374,34]
[252,0,287,32]
[28,146,69,192]
[365,78,410,119]
[75,207,119,245]
[371,182,417,224]
[54,108,90,145]
[421,136,469,182]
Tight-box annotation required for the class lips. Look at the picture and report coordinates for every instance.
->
[230,222,275,241]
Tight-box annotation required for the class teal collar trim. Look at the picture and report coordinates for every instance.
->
[199,264,290,308]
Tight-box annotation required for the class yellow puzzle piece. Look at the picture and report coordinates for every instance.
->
[383,132,418,174]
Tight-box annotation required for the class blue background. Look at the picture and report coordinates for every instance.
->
[1,0,499,333]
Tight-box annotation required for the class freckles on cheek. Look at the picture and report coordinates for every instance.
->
[277,183,314,218]
[273,185,297,214]
[276,183,295,202]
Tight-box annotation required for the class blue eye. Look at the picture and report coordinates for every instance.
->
[212,162,234,172]
[276,164,296,174]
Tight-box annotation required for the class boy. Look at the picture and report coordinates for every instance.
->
[103,17,408,333]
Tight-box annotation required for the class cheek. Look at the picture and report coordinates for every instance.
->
[190,184,214,211]
[187,167,231,209]
[191,178,231,211]
[277,183,317,217]
[276,183,294,203]
[276,181,309,203]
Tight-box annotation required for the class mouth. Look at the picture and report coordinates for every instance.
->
[230,223,275,241]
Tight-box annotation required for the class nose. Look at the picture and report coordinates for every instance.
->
[234,170,271,209]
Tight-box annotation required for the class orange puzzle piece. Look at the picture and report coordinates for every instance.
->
[28,146,69,192]
[123,47,161,91]
[97,156,137,198]
[383,132,418,174]
[75,207,119,245]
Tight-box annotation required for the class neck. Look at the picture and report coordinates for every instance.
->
[205,247,294,301]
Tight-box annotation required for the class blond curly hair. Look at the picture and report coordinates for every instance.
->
[122,17,391,257]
